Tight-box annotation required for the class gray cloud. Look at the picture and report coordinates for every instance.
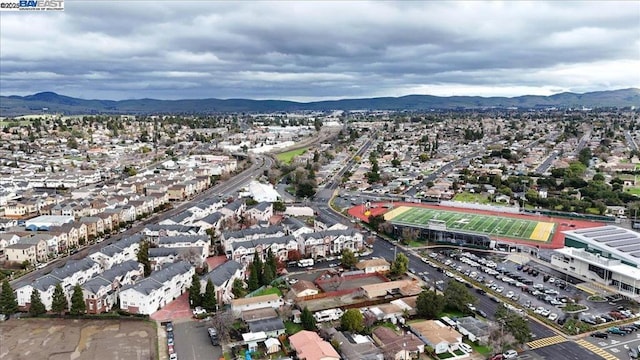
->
[0,1,638,100]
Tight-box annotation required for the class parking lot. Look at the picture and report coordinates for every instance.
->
[0,318,157,360]
[172,320,221,360]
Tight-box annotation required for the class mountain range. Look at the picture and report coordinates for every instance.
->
[0,88,638,116]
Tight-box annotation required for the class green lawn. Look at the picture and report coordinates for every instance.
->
[253,286,282,297]
[389,206,555,242]
[453,192,492,204]
[285,321,303,335]
[471,343,492,356]
[626,187,640,196]
[276,148,308,164]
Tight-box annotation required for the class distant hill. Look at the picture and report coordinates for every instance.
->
[1,88,638,116]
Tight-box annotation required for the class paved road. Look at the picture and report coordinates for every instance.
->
[174,320,222,360]
[626,131,639,152]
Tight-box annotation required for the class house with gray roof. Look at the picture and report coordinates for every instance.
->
[82,260,143,314]
[143,224,202,240]
[15,274,60,311]
[226,235,298,265]
[298,229,364,259]
[245,202,273,222]
[247,317,286,338]
[88,233,142,269]
[199,260,244,304]
[149,246,204,270]
[119,261,194,315]
[193,212,224,231]
[157,235,209,261]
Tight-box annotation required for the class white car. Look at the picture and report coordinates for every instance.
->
[541,308,551,317]
[169,354,178,360]
[459,343,473,353]
[496,286,504,293]
[548,277,556,284]
[506,291,515,299]
[193,307,207,316]
[503,350,518,359]
[534,307,545,314]
[548,313,558,321]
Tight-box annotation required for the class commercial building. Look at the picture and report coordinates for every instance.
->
[551,226,640,300]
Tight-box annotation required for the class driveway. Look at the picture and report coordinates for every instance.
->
[151,292,193,321]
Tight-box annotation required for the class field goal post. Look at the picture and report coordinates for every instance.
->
[428,219,447,231]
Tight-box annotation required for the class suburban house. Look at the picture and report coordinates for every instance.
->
[15,274,60,311]
[199,260,244,304]
[355,258,391,274]
[298,229,364,259]
[118,261,194,315]
[226,235,298,265]
[79,216,105,238]
[289,280,320,298]
[230,294,283,318]
[455,316,490,344]
[289,330,340,360]
[193,212,224,231]
[148,247,203,270]
[372,326,424,360]
[245,310,286,338]
[82,260,143,314]
[157,235,210,259]
[5,235,48,264]
[88,234,142,270]
[219,200,246,218]
[357,280,422,299]
[410,320,463,354]
[244,202,273,223]
[143,224,202,241]
[326,328,383,360]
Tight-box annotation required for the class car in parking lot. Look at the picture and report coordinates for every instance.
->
[503,350,518,359]
[590,331,608,339]
[607,327,627,336]
[496,286,504,293]
[548,313,558,321]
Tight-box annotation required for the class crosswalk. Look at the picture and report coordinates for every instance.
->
[526,335,567,349]
[575,339,619,360]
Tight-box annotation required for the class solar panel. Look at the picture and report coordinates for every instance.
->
[593,234,638,243]
[574,227,618,234]
[583,230,628,239]
[617,244,640,253]
[605,239,639,248]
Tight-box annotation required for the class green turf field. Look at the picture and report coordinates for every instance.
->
[386,206,555,242]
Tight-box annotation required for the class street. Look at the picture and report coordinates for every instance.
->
[174,320,222,360]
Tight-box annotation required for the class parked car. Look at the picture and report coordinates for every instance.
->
[607,327,627,336]
[548,313,558,321]
[591,332,608,339]
[503,350,518,359]
[169,354,178,360]
[476,309,488,318]
[166,322,174,332]
[193,307,207,316]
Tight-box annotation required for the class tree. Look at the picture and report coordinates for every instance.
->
[340,309,364,333]
[202,279,217,312]
[416,289,445,319]
[0,279,18,316]
[137,240,151,277]
[210,310,233,342]
[263,249,277,285]
[231,278,246,298]
[340,248,358,269]
[390,253,409,277]
[29,289,46,316]
[443,281,476,313]
[247,263,260,292]
[494,305,532,345]
[368,214,385,231]
[69,284,86,315]
[51,283,68,314]
[252,253,265,287]
[301,306,317,331]
[189,274,202,308]
[273,201,286,212]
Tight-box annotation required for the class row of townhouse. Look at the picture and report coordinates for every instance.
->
[222,224,365,265]
[13,234,143,311]
[118,261,194,315]
[83,260,144,314]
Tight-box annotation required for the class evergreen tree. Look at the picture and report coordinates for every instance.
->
[247,263,260,292]
[340,309,364,333]
[69,284,86,315]
[29,289,46,316]
[51,283,68,314]
[263,249,277,285]
[202,279,217,312]
[188,273,202,308]
[137,240,152,277]
[253,253,264,286]
[231,278,246,298]
[0,279,18,316]
[301,306,317,331]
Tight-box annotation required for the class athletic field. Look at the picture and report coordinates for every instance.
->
[385,206,555,242]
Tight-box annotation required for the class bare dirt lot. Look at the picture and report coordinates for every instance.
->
[0,318,157,360]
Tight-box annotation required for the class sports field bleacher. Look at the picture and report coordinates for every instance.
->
[384,206,555,242]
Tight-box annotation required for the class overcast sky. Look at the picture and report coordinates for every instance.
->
[1,1,638,101]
